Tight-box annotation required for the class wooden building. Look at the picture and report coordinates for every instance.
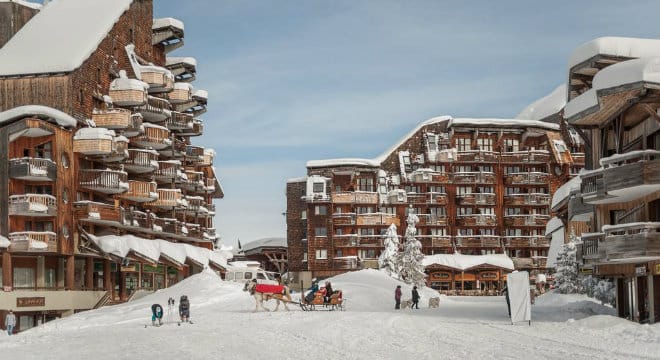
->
[562,37,660,323]
[235,237,288,274]
[0,0,226,333]
[287,116,578,287]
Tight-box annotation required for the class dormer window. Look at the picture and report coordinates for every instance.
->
[313,182,324,193]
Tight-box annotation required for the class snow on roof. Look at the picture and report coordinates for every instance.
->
[74,127,116,140]
[142,122,169,131]
[0,235,10,248]
[241,237,287,252]
[515,84,567,121]
[448,118,560,131]
[0,105,78,128]
[306,158,380,168]
[174,82,193,90]
[0,0,132,76]
[373,115,452,163]
[0,0,42,10]
[152,17,184,31]
[568,37,660,70]
[545,217,564,236]
[546,229,565,269]
[193,89,208,99]
[422,253,514,271]
[286,176,307,183]
[551,175,581,209]
[166,57,197,67]
[110,70,149,91]
[564,89,598,119]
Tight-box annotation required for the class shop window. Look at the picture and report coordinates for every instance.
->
[13,267,35,288]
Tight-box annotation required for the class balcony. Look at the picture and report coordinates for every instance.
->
[74,201,122,225]
[147,188,184,209]
[417,214,448,226]
[8,231,57,253]
[202,178,216,194]
[9,158,56,181]
[503,214,550,227]
[79,169,129,194]
[406,192,448,205]
[135,96,171,123]
[456,150,499,163]
[452,171,496,184]
[165,111,193,131]
[123,209,150,228]
[409,170,449,183]
[157,137,186,158]
[512,257,534,269]
[153,160,181,183]
[500,150,551,163]
[581,154,660,204]
[183,196,207,214]
[457,193,496,206]
[332,213,355,225]
[73,128,128,158]
[356,213,399,226]
[333,235,383,247]
[568,193,594,220]
[505,172,550,185]
[572,153,585,166]
[333,257,360,270]
[141,65,174,94]
[165,57,196,83]
[600,222,660,260]
[124,149,159,174]
[332,192,378,204]
[152,17,185,54]
[130,123,171,150]
[109,71,148,107]
[179,118,203,137]
[502,236,549,247]
[120,181,159,203]
[455,235,501,248]
[185,145,205,164]
[581,232,603,265]
[91,108,132,130]
[504,193,550,206]
[418,236,452,248]
[181,170,204,191]
[9,194,57,217]
[168,82,193,104]
[455,214,497,226]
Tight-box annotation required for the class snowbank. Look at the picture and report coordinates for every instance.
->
[533,291,616,322]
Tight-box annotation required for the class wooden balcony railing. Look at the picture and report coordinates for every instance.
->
[165,111,193,131]
[455,214,497,226]
[504,193,550,206]
[333,235,383,247]
[417,214,448,226]
[125,149,159,174]
[333,257,360,270]
[356,213,399,226]
[505,172,551,185]
[581,232,603,264]
[332,192,379,204]
[79,169,129,194]
[503,214,550,227]
[9,157,57,181]
[120,181,158,203]
[91,109,132,129]
[142,66,174,93]
[601,222,660,260]
[135,96,171,123]
[457,193,496,206]
[109,78,147,107]
[456,150,499,163]
[409,171,449,183]
[452,172,496,184]
[582,156,660,204]
[572,153,585,166]
[332,213,355,225]
[455,235,501,248]
[502,236,549,247]
[9,194,57,217]
[147,188,183,209]
[9,231,57,253]
[74,201,122,223]
[500,150,551,163]
[418,236,452,248]
[406,193,449,205]
[158,137,187,158]
[131,124,171,150]
[168,82,192,103]
[153,161,181,183]
[179,119,203,137]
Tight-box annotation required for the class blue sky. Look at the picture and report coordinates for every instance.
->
[155,0,660,249]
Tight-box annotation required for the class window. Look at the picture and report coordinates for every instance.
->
[335,228,344,236]
[312,182,324,193]
[477,138,493,151]
[79,89,84,105]
[61,153,69,168]
[257,273,266,280]
[314,205,327,215]
[336,250,343,257]
[456,138,471,151]
[458,207,473,215]
[479,229,494,235]
[431,165,446,173]
[506,207,521,215]
[314,227,327,237]
[303,252,308,262]
[382,207,396,215]
[455,165,472,173]
[430,228,447,236]
[359,228,375,236]
[13,267,35,288]
[478,165,493,173]
[506,228,523,236]
[428,186,446,193]
[96,68,101,82]
[359,249,376,259]
[504,139,519,152]
[479,208,494,215]
[301,210,307,220]
[356,207,373,214]
[244,272,252,280]
[426,134,438,151]
[315,249,328,260]
[429,207,446,216]
[505,166,520,174]
[35,142,52,160]
[24,221,53,232]
[405,185,420,193]
[26,185,53,196]
[458,228,474,236]
[335,185,342,192]
[358,178,374,192]
[477,186,494,193]
[506,187,521,195]
[456,186,472,195]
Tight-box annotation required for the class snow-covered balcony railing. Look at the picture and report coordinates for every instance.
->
[158,137,187,158]
[197,148,214,166]
[356,213,399,226]
[502,236,549,248]
[408,169,449,183]
[511,257,534,269]
[455,150,498,163]
[184,145,204,162]
[332,191,378,204]
[152,17,185,53]
[181,170,204,191]
[332,213,356,225]
[332,234,383,247]
[79,169,129,194]
[456,193,496,206]
[147,188,183,209]
[406,192,448,205]
[140,65,174,94]
[205,203,216,213]
[9,157,56,181]
[185,223,203,239]
[455,235,501,248]
[109,71,148,107]
[152,217,176,234]
[202,178,216,194]
[124,149,159,174]
[119,181,158,203]
[183,196,205,213]
[505,172,550,185]
[179,118,203,137]
[500,150,551,164]
[153,160,181,183]
[73,128,128,158]
[168,82,193,104]
[417,214,448,226]
[165,57,197,82]
[165,111,193,131]
[504,193,550,206]
[417,236,452,248]
[8,231,57,253]
[455,214,497,226]
[451,171,496,184]
[91,108,133,130]
[333,256,360,270]
[9,194,57,217]
[130,123,171,150]
[600,222,660,260]
[581,151,660,204]
[135,96,171,123]
[572,153,586,166]
[122,209,150,228]
[503,214,550,227]
[74,201,122,224]
[580,232,604,263]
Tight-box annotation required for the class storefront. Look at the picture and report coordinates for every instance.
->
[423,253,514,295]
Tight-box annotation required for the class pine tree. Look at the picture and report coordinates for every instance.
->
[554,233,581,294]
[397,207,426,287]
[378,223,400,277]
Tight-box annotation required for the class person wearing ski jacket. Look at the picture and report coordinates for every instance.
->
[324,281,334,304]
[5,310,16,335]
[151,304,163,326]
[179,295,190,322]
[412,286,420,309]
[305,279,319,303]
[395,285,402,310]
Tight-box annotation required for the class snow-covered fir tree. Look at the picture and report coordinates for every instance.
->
[554,232,581,294]
[378,223,400,277]
[397,207,426,287]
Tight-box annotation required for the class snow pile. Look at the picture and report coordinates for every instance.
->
[0,235,10,248]
[0,105,78,128]
[551,175,581,210]
[516,84,567,120]
[153,17,184,30]
[423,253,514,271]
[533,291,616,321]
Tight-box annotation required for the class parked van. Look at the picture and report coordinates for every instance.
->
[225,267,279,284]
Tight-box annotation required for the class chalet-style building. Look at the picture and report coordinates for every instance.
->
[559,37,660,323]
[233,237,288,274]
[0,0,226,333]
[287,116,577,291]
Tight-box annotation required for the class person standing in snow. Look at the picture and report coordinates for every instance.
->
[395,285,402,309]
[179,295,190,323]
[151,304,163,326]
[412,286,420,309]
[5,310,16,335]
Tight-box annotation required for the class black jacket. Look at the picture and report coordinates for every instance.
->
[412,289,420,301]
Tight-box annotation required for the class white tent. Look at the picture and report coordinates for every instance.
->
[507,271,532,325]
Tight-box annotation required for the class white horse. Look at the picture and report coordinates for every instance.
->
[243,280,292,312]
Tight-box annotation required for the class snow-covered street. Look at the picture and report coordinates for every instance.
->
[1,270,658,359]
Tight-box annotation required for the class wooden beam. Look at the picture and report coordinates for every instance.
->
[641,104,660,123]
[598,96,641,130]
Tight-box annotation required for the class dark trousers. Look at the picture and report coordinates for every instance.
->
[395,299,400,309]
[412,300,419,309]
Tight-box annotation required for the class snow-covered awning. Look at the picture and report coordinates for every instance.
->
[551,174,581,210]
[515,84,567,121]
[545,217,564,237]
[240,237,287,253]
[166,57,197,67]
[0,105,78,128]
[152,17,185,31]
[0,235,10,249]
[422,253,514,271]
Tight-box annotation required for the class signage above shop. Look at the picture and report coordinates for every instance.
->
[17,297,45,307]
[635,266,647,276]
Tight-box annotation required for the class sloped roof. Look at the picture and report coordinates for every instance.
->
[241,237,287,252]
[0,0,133,76]
[568,37,660,70]
[516,84,567,121]
[0,105,78,128]
[422,253,514,271]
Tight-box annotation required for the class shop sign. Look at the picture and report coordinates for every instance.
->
[121,264,137,272]
[580,268,593,275]
[635,266,647,276]
[143,264,164,273]
[430,272,450,280]
[17,297,45,307]
[655,264,660,275]
[480,272,498,280]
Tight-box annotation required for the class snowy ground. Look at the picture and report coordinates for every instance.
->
[1,269,659,359]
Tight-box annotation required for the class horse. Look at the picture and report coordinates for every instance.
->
[243,280,292,312]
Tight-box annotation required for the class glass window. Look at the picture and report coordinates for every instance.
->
[358,178,374,192]
[315,205,327,215]
[314,227,327,237]
[303,252,308,262]
[312,182,324,193]
[336,250,343,257]
[315,249,327,260]
[257,273,266,280]
[477,138,493,151]
[13,267,35,288]
[235,272,243,280]
[301,210,307,220]
[456,138,471,151]
[35,142,52,160]
[504,139,519,152]
[226,272,234,281]
[45,268,56,288]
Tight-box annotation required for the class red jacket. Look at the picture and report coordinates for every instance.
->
[395,287,402,300]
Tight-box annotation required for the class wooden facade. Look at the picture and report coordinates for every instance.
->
[0,0,223,333]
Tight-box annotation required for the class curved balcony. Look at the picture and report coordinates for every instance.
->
[181,170,204,191]
[168,82,193,104]
[455,214,497,226]
[202,178,216,194]
[502,236,549,248]
[178,118,203,137]
[109,71,148,107]
[183,196,207,214]
[452,171,496,184]
[500,150,551,164]
[152,17,184,54]
[9,194,57,217]
[185,145,204,164]
[503,214,550,227]
[504,193,551,206]
[581,155,660,204]
[91,109,133,130]
[79,169,129,194]
[418,236,452,248]
[74,201,122,225]
[120,181,159,203]
[147,188,184,209]
[455,235,501,248]
[505,172,550,185]
[124,149,159,174]
[456,150,499,163]
[9,157,56,181]
[73,128,117,156]
[165,57,197,83]
[153,161,182,183]
[457,193,496,206]
[136,96,171,123]
[157,137,186,158]
[8,231,57,253]
[141,65,174,94]
[130,123,171,150]
[165,111,193,131]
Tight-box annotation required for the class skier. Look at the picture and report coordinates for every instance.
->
[179,295,190,323]
[151,303,163,326]
[5,310,16,335]
[412,286,420,309]
[395,285,402,310]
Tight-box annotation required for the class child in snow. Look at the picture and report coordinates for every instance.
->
[179,295,190,322]
[151,304,164,326]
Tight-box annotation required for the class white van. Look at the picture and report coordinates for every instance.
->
[224,267,279,284]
